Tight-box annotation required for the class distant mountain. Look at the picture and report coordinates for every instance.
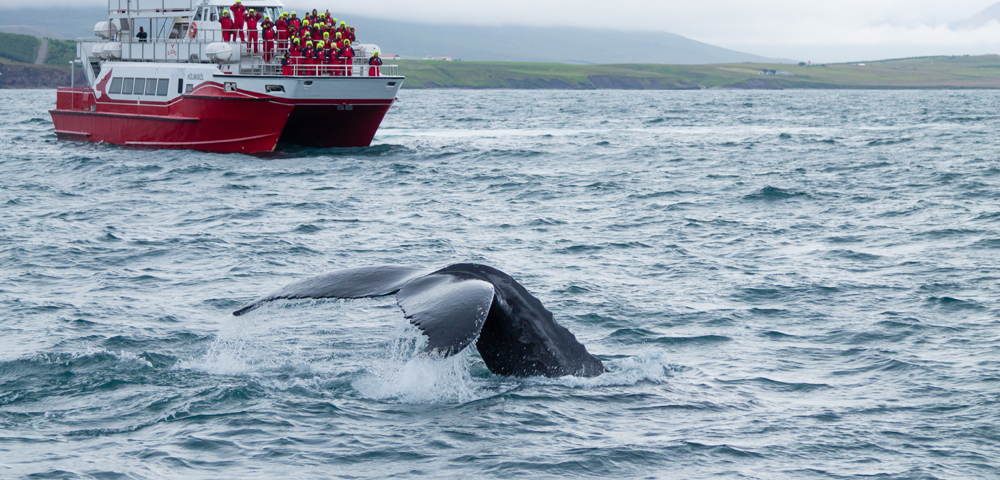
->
[346,17,793,64]
[0,6,792,65]
[953,2,1000,29]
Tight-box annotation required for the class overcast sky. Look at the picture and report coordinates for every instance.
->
[7,0,1000,61]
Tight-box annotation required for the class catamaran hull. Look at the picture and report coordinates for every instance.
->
[51,87,294,153]
[49,63,403,154]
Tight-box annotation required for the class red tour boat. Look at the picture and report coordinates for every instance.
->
[51,0,404,153]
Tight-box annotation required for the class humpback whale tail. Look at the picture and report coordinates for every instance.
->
[234,264,606,378]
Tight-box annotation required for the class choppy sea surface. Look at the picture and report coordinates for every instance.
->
[1,89,999,479]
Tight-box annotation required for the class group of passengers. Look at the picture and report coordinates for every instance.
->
[218,1,383,76]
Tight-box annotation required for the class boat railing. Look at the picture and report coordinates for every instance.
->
[83,32,399,77]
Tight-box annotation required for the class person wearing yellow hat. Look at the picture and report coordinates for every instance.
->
[320,40,334,75]
[340,38,354,76]
[304,40,315,75]
[230,0,247,42]
[220,10,234,42]
[246,8,261,53]
[334,31,343,49]
[368,49,382,77]
[276,11,288,49]
[289,36,301,73]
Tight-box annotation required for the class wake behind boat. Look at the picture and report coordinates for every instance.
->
[50,0,404,153]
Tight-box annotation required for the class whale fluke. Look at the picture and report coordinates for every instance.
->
[233,264,606,378]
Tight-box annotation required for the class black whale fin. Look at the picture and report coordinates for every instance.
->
[396,273,495,356]
[232,265,431,316]
[232,263,606,378]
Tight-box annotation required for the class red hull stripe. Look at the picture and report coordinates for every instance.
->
[125,132,277,147]
[54,130,91,137]
[49,109,199,123]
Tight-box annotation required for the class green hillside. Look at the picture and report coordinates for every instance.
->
[0,32,40,63]
[397,55,1000,89]
[45,39,77,66]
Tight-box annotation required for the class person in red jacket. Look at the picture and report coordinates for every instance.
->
[275,13,288,50]
[337,21,348,42]
[302,40,315,76]
[261,16,275,61]
[322,40,334,75]
[289,38,301,74]
[340,40,354,77]
[334,31,343,49]
[347,26,356,43]
[246,9,261,53]
[230,0,246,42]
[289,11,300,30]
[281,52,292,76]
[368,50,382,77]
[220,10,234,42]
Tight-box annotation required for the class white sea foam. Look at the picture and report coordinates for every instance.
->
[351,324,487,404]
[539,350,680,389]
[175,310,298,375]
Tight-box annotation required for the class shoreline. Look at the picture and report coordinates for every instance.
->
[5,55,1000,90]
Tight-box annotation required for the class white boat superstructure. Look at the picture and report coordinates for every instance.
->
[54,0,405,152]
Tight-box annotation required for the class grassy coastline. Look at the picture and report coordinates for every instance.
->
[396,55,1000,89]
[5,52,1000,90]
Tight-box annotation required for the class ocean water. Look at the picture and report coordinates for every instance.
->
[1,88,999,479]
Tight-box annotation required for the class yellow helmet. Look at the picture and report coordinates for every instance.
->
[302,19,309,26]
[317,41,324,47]
[293,37,300,43]
[335,32,342,38]
[340,21,346,27]
[344,39,351,45]
[306,40,313,46]
[223,10,229,15]
[291,11,296,15]
[332,18,338,24]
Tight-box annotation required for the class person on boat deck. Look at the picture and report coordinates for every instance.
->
[289,11,301,30]
[289,37,301,73]
[311,9,319,22]
[368,50,382,77]
[337,21,348,41]
[334,31,343,49]
[220,10,234,42]
[275,12,288,49]
[246,9,261,53]
[230,0,247,42]
[303,40,315,76]
[301,19,310,40]
[347,26,357,43]
[325,10,332,21]
[340,39,354,76]
[317,41,329,75]
[261,16,275,62]
[136,26,148,42]
[281,52,292,76]
[322,40,334,75]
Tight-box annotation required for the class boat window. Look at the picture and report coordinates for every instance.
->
[145,78,158,95]
[109,77,123,94]
[157,79,169,96]
[177,78,183,94]
[133,79,145,95]
[122,78,134,95]
[210,8,218,22]
[194,8,202,21]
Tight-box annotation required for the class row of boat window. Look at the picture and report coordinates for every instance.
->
[108,77,170,96]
